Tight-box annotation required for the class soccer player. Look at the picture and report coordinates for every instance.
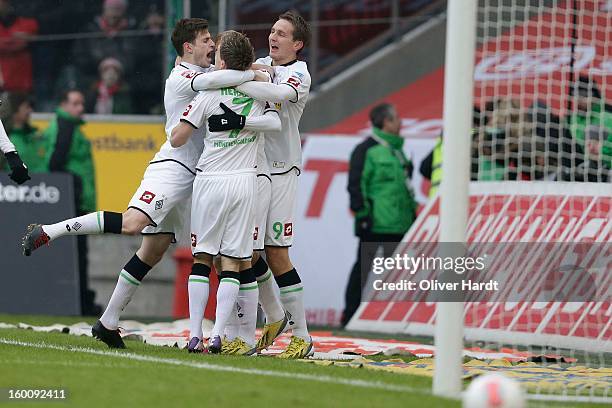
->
[20,19,260,348]
[0,106,31,185]
[170,30,281,354]
[218,11,314,358]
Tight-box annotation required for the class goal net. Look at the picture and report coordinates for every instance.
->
[349,0,610,403]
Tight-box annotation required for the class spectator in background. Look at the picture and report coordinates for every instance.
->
[0,0,39,93]
[86,57,132,114]
[44,89,99,315]
[3,92,47,172]
[132,4,164,114]
[573,125,610,182]
[342,103,417,326]
[72,0,137,93]
[566,75,612,181]
[473,98,522,181]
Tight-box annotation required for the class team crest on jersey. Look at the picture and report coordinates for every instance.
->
[284,223,293,237]
[253,227,259,241]
[139,191,156,204]
[274,102,282,110]
[191,233,197,247]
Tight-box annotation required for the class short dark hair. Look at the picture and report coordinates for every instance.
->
[279,10,310,54]
[369,103,395,129]
[60,89,83,104]
[172,18,209,57]
[217,30,255,71]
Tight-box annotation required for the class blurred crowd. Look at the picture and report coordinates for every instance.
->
[469,76,611,183]
[421,76,611,186]
[0,0,205,115]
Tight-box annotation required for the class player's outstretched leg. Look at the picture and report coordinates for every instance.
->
[94,234,171,348]
[187,260,211,353]
[22,209,148,256]
[266,247,313,359]
[223,266,258,356]
[253,255,288,352]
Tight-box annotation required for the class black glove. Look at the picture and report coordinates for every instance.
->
[208,103,246,132]
[355,213,372,238]
[4,151,31,185]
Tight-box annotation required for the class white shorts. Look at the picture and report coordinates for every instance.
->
[254,175,272,251]
[191,171,256,259]
[127,161,195,242]
[265,168,298,247]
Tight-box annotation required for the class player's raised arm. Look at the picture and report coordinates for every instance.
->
[191,69,255,91]
[170,92,208,147]
[236,81,295,104]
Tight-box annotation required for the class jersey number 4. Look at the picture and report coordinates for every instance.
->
[229,96,254,138]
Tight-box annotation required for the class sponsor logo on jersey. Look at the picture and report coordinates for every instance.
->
[274,102,282,110]
[253,226,259,241]
[139,191,156,204]
[72,222,82,231]
[65,224,71,232]
[284,223,293,237]
[155,200,164,210]
[286,76,301,88]
[191,233,197,247]
[0,182,60,204]
[272,161,285,169]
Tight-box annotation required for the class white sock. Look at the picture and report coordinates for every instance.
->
[280,283,310,340]
[256,270,285,322]
[44,211,106,241]
[211,277,240,338]
[224,303,239,341]
[99,270,140,330]
[237,282,259,345]
[188,276,210,340]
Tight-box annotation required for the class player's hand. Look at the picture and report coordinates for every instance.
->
[4,151,31,185]
[208,103,246,132]
[253,70,271,82]
[355,213,372,237]
[251,64,274,79]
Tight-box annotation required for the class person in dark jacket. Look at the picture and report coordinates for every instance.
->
[3,92,47,172]
[342,103,417,326]
[44,89,99,316]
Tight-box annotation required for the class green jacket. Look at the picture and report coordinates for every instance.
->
[7,124,48,173]
[567,103,612,169]
[44,108,96,212]
[348,128,417,235]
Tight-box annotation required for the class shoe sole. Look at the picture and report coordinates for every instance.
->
[256,312,289,352]
[91,323,126,349]
[22,224,46,257]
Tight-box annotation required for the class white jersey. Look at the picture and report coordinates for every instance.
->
[181,86,269,174]
[151,62,214,172]
[0,118,16,154]
[255,56,310,174]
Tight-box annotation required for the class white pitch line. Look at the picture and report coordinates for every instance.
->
[0,338,427,395]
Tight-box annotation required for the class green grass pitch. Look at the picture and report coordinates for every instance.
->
[0,314,604,408]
